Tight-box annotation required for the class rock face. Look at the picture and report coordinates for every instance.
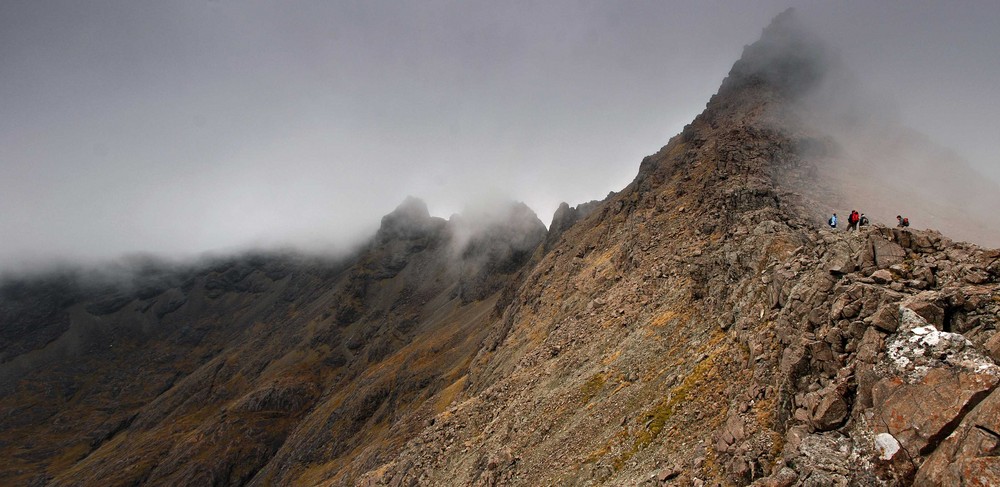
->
[3,8,1000,487]
[915,385,1000,486]
[449,201,548,302]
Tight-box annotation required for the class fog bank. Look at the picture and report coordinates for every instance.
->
[3,1,999,272]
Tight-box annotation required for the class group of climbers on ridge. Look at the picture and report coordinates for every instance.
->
[828,210,871,231]
[828,211,908,231]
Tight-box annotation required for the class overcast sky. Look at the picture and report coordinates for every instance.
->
[2,1,999,271]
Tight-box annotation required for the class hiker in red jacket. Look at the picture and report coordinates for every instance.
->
[847,210,860,232]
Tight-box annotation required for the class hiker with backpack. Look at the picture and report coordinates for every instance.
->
[859,213,870,227]
[828,213,837,230]
[847,210,860,231]
[896,215,909,228]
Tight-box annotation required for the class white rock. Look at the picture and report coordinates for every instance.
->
[921,332,941,347]
[875,433,900,460]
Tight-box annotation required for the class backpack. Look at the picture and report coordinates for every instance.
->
[902,217,909,227]
[850,212,859,224]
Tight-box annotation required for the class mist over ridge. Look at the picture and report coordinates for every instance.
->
[711,8,1000,245]
[2,2,999,272]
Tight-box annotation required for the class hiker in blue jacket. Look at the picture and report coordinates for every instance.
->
[828,213,837,230]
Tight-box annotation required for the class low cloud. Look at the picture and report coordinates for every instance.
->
[2,2,998,274]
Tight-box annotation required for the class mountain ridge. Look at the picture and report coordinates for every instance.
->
[3,9,1000,486]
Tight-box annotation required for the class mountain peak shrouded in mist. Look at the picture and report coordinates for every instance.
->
[375,196,441,244]
[385,196,432,224]
[673,7,1000,247]
[720,8,832,99]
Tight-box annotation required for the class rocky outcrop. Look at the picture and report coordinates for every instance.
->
[369,196,447,278]
[544,199,602,251]
[451,201,547,302]
[754,225,1000,485]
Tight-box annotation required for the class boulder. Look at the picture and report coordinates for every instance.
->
[753,467,797,487]
[866,305,899,333]
[900,294,946,330]
[914,387,1000,486]
[824,241,856,275]
[655,464,680,482]
[767,268,795,309]
[870,269,892,284]
[985,334,1000,364]
[830,284,864,320]
[891,228,912,250]
[856,327,884,364]
[905,301,944,329]
[807,380,849,431]
[714,414,746,453]
[871,237,906,268]
[872,368,999,456]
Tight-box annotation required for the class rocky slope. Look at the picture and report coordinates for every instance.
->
[353,10,1000,486]
[3,9,1000,487]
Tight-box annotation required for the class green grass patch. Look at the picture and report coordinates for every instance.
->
[580,372,608,404]
[612,352,718,470]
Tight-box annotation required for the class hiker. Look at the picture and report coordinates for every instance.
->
[828,213,837,230]
[859,213,870,227]
[896,215,909,228]
[847,210,860,231]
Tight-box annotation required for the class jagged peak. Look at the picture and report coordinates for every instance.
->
[376,196,440,243]
[446,199,547,302]
[385,196,431,222]
[718,8,833,100]
[447,199,540,228]
[545,200,602,249]
[447,199,546,250]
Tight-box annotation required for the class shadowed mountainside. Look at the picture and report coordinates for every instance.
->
[3,9,1000,486]
[0,198,547,486]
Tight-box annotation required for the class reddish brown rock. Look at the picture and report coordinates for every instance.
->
[808,381,850,431]
[870,269,893,284]
[753,467,797,487]
[825,241,856,275]
[914,387,1000,486]
[985,333,1000,364]
[856,327,884,363]
[903,299,945,329]
[866,305,899,333]
[873,368,999,456]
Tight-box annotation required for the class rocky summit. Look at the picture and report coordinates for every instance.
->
[3,10,1000,487]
